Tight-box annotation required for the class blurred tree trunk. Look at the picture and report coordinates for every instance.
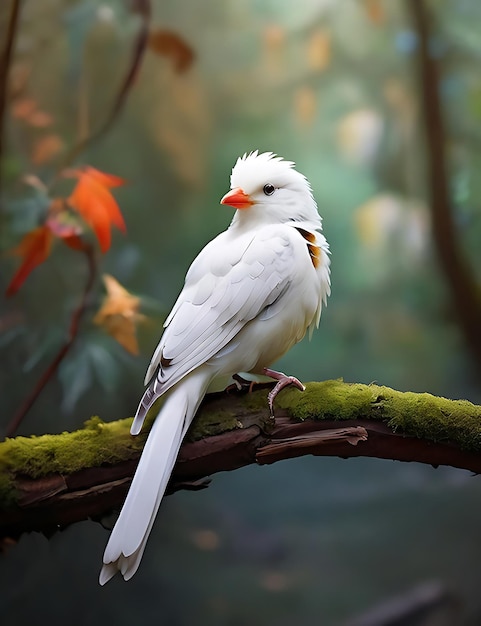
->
[408,0,481,373]
[0,0,22,197]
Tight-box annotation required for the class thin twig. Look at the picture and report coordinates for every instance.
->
[0,0,22,197]
[5,245,97,437]
[51,0,152,181]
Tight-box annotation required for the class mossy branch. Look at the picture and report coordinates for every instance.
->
[1,379,481,539]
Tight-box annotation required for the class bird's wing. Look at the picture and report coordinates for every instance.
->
[146,228,295,391]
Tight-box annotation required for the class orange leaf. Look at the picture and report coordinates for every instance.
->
[94,274,144,355]
[148,29,195,73]
[68,168,126,253]
[83,166,126,189]
[6,226,53,296]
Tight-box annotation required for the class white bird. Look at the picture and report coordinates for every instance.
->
[99,151,330,584]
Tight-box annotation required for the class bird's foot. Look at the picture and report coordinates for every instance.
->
[263,368,305,417]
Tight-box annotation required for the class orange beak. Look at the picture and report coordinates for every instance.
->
[220,187,254,210]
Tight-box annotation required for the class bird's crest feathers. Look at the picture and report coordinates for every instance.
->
[231,151,300,189]
[229,150,320,228]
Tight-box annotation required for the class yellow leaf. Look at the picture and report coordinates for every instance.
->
[94,275,144,355]
[99,315,140,355]
[307,29,330,72]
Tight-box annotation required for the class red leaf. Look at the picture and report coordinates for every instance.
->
[6,226,53,296]
[62,233,89,251]
[67,167,126,253]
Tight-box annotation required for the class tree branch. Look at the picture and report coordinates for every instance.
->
[1,379,481,539]
[52,0,152,179]
[5,244,97,437]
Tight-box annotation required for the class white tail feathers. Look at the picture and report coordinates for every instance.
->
[99,369,211,584]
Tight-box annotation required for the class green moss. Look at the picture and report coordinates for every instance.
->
[276,379,481,451]
[378,388,481,449]
[243,388,275,412]
[2,379,481,506]
[187,408,239,441]
[276,380,374,420]
[0,473,15,507]
[0,416,145,505]
[0,405,241,506]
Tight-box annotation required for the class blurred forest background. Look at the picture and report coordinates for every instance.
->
[1,0,481,624]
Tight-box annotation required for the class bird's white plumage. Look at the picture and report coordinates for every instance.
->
[100,151,330,584]
[148,230,293,379]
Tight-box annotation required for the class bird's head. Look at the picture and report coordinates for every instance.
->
[220,151,322,228]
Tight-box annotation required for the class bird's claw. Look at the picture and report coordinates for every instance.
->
[263,368,305,417]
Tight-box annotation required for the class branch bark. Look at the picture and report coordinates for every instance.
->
[1,379,481,539]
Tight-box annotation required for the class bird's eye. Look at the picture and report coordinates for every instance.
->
[263,183,275,196]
